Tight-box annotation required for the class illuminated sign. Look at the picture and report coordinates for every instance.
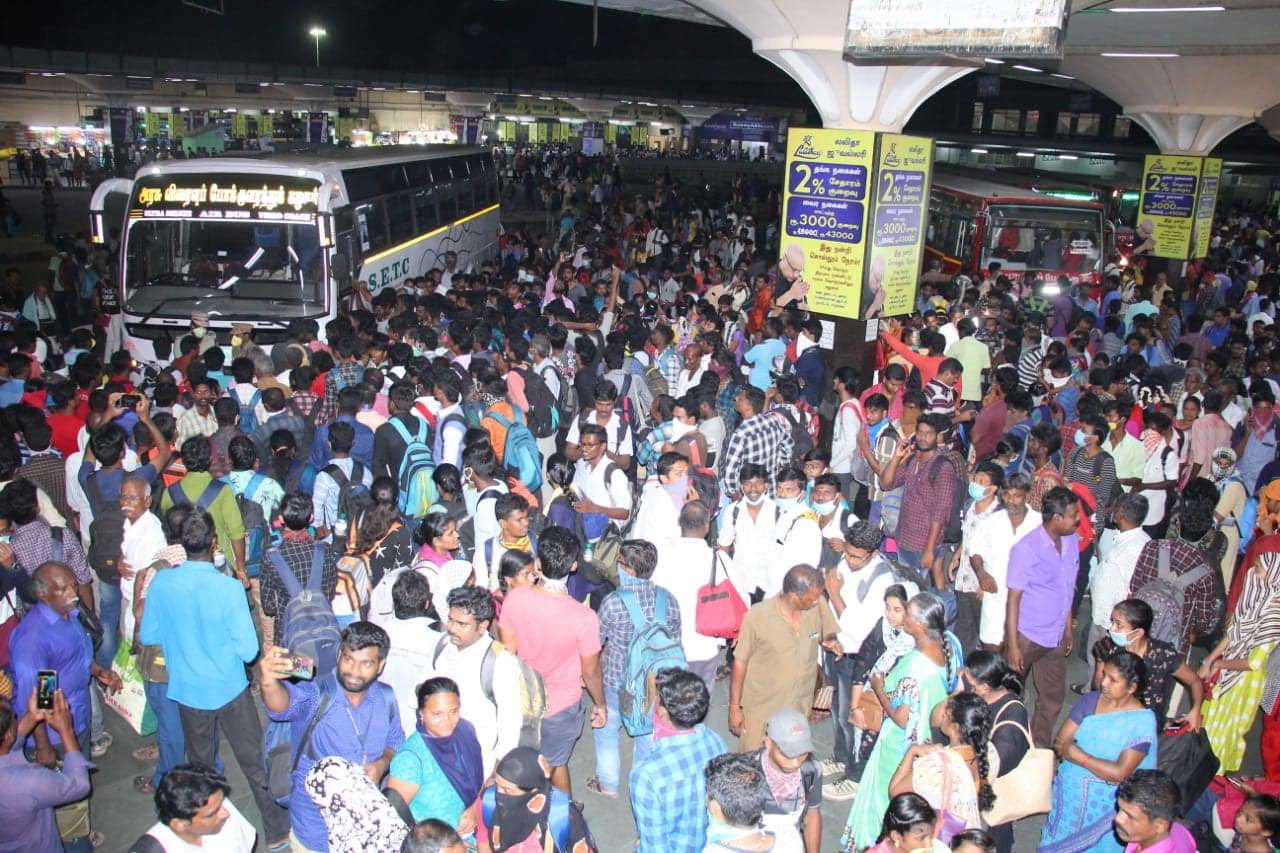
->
[845,0,1069,61]
[1137,154,1205,259]
[865,134,934,319]
[131,174,321,222]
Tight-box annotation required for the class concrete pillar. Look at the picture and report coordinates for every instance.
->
[1124,109,1254,156]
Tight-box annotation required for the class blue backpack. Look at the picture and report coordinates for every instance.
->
[487,409,544,493]
[228,472,270,578]
[480,785,584,853]
[617,587,686,737]
[236,387,262,434]
[388,417,437,519]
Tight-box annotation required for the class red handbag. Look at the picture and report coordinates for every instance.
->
[696,550,747,640]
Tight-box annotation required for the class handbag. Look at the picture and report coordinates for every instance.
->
[695,550,747,640]
[103,643,157,736]
[1157,727,1219,815]
[856,690,885,733]
[983,716,1054,826]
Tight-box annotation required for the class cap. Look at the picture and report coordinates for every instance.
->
[766,709,814,758]
[191,312,210,326]
[231,322,254,338]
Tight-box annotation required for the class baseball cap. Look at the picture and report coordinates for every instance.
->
[766,710,814,758]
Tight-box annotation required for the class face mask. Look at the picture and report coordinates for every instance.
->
[230,335,243,348]
[1107,420,1121,431]
[1045,373,1070,389]
[968,481,990,501]
[647,291,658,300]
[192,326,206,339]
[662,475,689,502]
[1109,627,1137,648]
[744,492,766,507]
[1211,461,1235,480]
[775,496,800,511]
[1073,428,1087,447]
[812,500,837,515]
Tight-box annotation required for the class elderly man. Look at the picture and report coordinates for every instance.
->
[120,475,168,647]
[729,564,841,751]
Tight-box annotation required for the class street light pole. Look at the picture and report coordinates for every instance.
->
[309,26,326,68]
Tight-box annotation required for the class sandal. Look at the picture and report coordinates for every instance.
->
[132,744,159,762]
[584,776,617,798]
[89,831,105,848]
[715,664,732,681]
[134,775,156,794]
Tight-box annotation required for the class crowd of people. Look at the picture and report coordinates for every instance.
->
[0,143,1279,853]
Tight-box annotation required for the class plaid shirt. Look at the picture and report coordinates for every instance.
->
[12,519,91,584]
[629,724,727,853]
[656,346,683,393]
[715,380,741,432]
[319,362,365,424]
[288,391,321,420]
[718,410,790,497]
[259,534,340,646]
[598,581,681,690]
[17,451,71,523]
[886,448,964,552]
[1128,538,1222,651]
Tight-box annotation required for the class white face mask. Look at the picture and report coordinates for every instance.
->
[1044,372,1070,389]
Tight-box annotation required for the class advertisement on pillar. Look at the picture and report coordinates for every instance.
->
[1137,154,1201,259]
[865,134,933,319]
[1191,158,1222,260]
[780,128,876,319]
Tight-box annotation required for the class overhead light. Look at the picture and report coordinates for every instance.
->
[984,58,1005,64]
[302,82,323,87]
[1012,65,1043,73]
[681,104,695,108]
[405,89,419,93]
[259,82,271,87]
[1108,4,1224,10]
[1016,151,1036,158]
[971,147,989,154]
[537,96,553,100]
[1058,154,1079,160]
[178,106,189,112]
[650,121,662,127]
[1051,73,1075,79]
[372,87,386,91]
[223,107,237,113]
[1100,52,1180,57]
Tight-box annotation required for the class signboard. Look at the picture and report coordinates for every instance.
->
[845,0,1069,61]
[698,113,780,143]
[1191,158,1222,260]
[865,134,934,319]
[780,128,876,319]
[130,173,320,223]
[1137,154,1203,259]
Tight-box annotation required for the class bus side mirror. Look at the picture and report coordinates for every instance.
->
[331,252,350,288]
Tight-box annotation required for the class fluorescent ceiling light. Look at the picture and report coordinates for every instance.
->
[984,58,1005,64]
[971,148,989,153]
[1051,73,1075,79]
[1108,4,1224,11]
[1058,154,1079,159]
[1012,65,1043,72]
[1016,151,1036,157]
[1101,51,1179,57]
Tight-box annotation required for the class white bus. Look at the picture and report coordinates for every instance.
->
[90,145,500,360]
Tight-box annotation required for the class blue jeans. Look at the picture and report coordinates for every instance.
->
[94,581,121,669]
[822,651,858,779]
[592,687,652,793]
[144,679,187,788]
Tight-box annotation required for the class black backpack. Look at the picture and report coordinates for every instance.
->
[540,363,577,429]
[84,473,127,585]
[323,462,374,525]
[929,452,970,544]
[515,367,559,438]
[776,406,815,458]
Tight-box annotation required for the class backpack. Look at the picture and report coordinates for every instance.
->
[84,474,127,585]
[928,452,970,544]
[616,374,641,434]
[540,363,577,429]
[776,406,815,458]
[514,367,559,439]
[643,363,669,400]
[236,387,262,434]
[480,786,593,853]
[166,480,227,514]
[267,543,340,679]
[229,472,271,579]
[486,409,544,493]
[323,462,374,525]
[617,587,687,737]
[1134,541,1211,648]
[285,398,321,461]
[433,636,548,749]
[388,417,438,519]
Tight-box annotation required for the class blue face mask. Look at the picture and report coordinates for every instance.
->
[1074,428,1087,447]
[812,500,837,515]
[1109,628,1136,648]
[775,496,800,511]
[968,482,989,501]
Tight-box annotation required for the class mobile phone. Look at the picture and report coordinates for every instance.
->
[281,653,315,681]
[1225,776,1247,789]
[119,394,141,410]
[36,670,57,710]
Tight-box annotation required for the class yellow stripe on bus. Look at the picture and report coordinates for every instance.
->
[360,203,501,266]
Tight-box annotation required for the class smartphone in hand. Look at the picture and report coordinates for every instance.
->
[36,670,57,710]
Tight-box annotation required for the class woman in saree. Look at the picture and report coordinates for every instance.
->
[1039,650,1157,852]
[1199,547,1280,774]
[842,592,955,852]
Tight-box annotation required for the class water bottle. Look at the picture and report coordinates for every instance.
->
[333,514,349,541]
[213,550,227,573]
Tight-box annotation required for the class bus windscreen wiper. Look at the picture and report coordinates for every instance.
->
[137,291,229,325]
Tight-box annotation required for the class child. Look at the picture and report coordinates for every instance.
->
[1232,792,1280,852]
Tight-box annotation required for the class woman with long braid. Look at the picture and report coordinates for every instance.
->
[885,692,996,841]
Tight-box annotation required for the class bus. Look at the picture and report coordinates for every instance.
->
[89,145,500,361]
[924,168,1111,289]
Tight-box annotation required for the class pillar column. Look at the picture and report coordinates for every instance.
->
[1124,109,1254,156]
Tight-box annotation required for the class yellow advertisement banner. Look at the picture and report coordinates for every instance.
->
[1138,154,1202,259]
[865,134,934,319]
[780,128,877,319]
[1192,158,1222,260]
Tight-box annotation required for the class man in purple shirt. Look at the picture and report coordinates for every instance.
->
[1005,486,1081,747]
[0,688,92,852]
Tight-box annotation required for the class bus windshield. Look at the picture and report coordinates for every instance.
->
[124,219,326,318]
[984,203,1103,276]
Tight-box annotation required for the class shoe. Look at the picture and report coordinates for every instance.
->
[90,732,113,758]
[132,744,159,762]
[266,840,291,853]
[134,775,156,794]
[824,779,859,801]
[818,758,844,778]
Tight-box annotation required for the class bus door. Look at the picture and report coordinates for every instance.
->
[89,178,133,276]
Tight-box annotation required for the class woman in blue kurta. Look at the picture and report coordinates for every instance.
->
[385,676,485,839]
[1040,650,1158,852]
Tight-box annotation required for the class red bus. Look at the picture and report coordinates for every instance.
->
[924,169,1112,288]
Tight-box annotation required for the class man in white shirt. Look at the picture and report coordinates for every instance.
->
[630,452,691,546]
[474,493,534,591]
[132,763,257,852]
[970,475,1042,648]
[716,462,783,604]
[565,380,636,470]
[821,521,915,799]
[1137,412,1179,538]
[768,466,822,596]
[429,370,467,472]
[530,333,564,493]
[377,570,442,735]
[1087,493,1150,663]
[570,423,634,548]
[651,500,728,694]
[674,344,706,397]
[431,586,525,777]
[120,475,168,645]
